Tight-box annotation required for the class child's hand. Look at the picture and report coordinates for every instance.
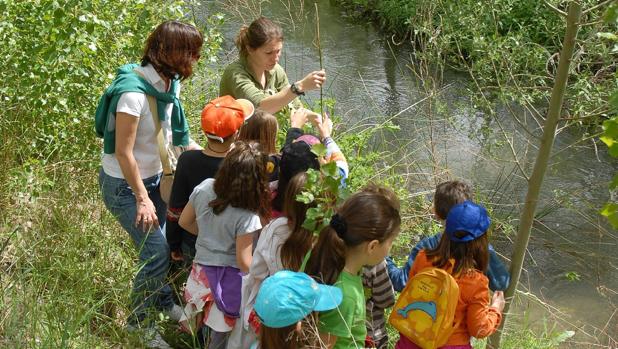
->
[491,290,506,312]
[290,108,308,128]
[171,250,184,262]
[313,112,333,140]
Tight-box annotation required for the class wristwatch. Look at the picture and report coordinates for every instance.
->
[290,82,305,96]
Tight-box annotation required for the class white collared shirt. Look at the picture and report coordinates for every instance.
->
[101,64,177,179]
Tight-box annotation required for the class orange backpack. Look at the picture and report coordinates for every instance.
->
[389,267,460,349]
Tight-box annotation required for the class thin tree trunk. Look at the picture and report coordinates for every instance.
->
[487,2,582,348]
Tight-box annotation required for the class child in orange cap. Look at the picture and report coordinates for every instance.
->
[166,96,253,266]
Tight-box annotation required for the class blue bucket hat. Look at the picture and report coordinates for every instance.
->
[445,200,491,243]
[254,270,343,328]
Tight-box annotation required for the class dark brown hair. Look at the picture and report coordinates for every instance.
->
[434,180,473,219]
[273,142,320,213]
[210,141,271,219]
[305,184,401,285]
[259,316,319,349]
[141,21,203,80]
[235,17,284,58]
[280,173,315,271]
[237,109,278,154]
[426,232,489,275]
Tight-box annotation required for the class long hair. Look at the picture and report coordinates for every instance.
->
[209,141,270,219]
[280,173,315,271]
[237,109,278,155]
[235,17,284,58]
[141,20,203,80]
[426,232,489,275]
[305,184,401,285]
[434,180,473,219]
[273,142,320,212]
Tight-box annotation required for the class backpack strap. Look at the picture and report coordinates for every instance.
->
[134,69,173,177]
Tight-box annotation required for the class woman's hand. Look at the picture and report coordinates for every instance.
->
[490,290,506,312]
[297,70,326,92]
[135,196,159,232]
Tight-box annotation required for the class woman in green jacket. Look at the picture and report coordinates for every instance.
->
[220,17,325,114]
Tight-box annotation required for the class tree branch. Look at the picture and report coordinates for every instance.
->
[544,0,567,17]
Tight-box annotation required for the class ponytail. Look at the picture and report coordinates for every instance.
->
[304,226,347,285]
[305,184,401,285]
[235,17,283,58]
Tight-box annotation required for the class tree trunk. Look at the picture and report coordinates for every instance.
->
[487,2,583,348]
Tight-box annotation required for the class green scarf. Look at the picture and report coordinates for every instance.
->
[94,63,190,154]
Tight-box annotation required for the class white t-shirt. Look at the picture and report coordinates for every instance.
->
[101,64,175,179]
[228,217,290,349]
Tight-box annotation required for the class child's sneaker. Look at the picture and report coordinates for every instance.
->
[126,324,172,349]
[164,303,184,322]
[145,330,172,349]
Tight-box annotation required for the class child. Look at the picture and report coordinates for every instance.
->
[272,112,348,218]
[394,201,505,348]
[253,270,343,349]
[386,180,510,292]
[363,261,396,349]
[305,185,401,349]
[229,171,314,349]
[178,141,270,349]
[237,109,280,181]
[238,109,278,155]
[167,95,254,264]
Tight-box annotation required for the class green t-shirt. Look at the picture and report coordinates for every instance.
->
[318,271,367,349]
[219,56,301,109]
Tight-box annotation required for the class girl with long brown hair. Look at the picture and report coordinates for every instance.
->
[178,141,270,349]
[305,185,401,349]
[230,172,314,348]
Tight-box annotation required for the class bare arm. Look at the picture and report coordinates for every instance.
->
[236,233,254,273]
[115,112,158,232]
[179,201,198,235]
[258,70,326,114]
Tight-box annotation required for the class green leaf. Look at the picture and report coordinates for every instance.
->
[296,191,315,204]
[600,203,618,229]
[551,330,575,345]
[302,218,317,232]
[596,32,618,41]
[321,161,338,177]
[311,143,327,157]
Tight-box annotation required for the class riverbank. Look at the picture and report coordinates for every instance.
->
[333,0,616,126]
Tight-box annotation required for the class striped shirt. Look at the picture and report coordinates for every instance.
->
[362,261,396,348]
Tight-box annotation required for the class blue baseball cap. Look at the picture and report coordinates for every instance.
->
[445,200,491,242]
[254,270,343,328]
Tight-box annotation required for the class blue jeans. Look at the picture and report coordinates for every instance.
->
[99,169,174,325]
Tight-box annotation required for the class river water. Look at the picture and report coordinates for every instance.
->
[200,1,617,345]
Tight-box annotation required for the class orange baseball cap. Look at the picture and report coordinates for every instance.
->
[201,95,254,142]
